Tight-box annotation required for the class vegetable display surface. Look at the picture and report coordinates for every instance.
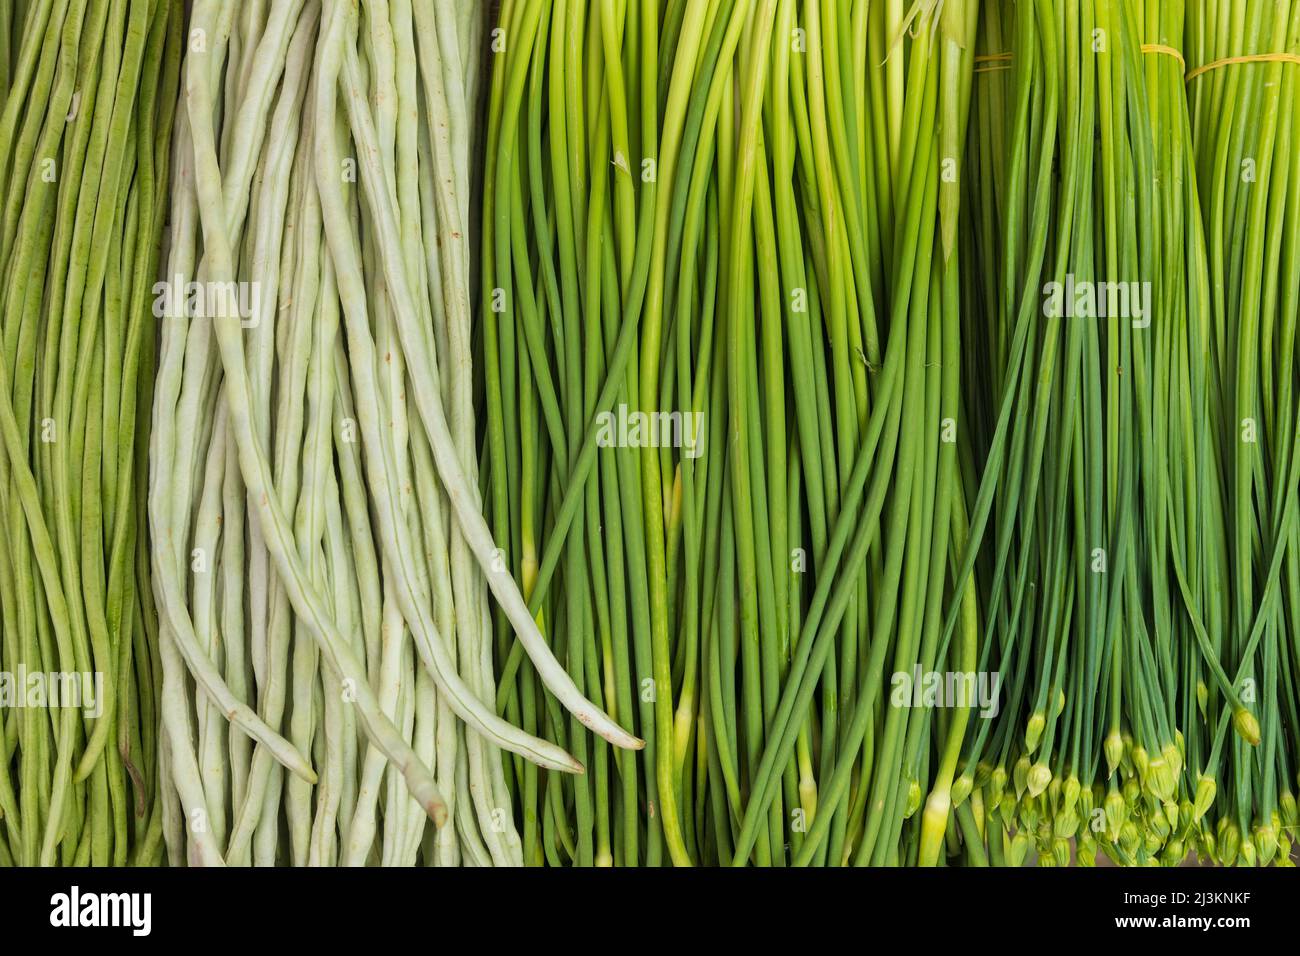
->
[0,0,1296,868]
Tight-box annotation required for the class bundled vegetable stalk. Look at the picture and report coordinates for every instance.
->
[1182,0,1300,865]
[0,0,181,866]
[484,0,1299,868]
[922,0,1298,867]
[951,0,1194,868]
[149,0,638,867]
[483,0,983,865]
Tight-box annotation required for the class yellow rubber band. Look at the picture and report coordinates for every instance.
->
[967,46,1300,81]
[1186,51,1300,82]
[967,46,1299,81]
[1140,43,1186,72]
[973,46,1189,73]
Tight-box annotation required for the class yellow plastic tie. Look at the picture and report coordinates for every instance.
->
[965,45,1299,81]
[1186,51,1300,82]
[1140,43,1186,72]
[974,52,1012,74]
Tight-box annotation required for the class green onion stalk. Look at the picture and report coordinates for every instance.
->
[1185,0,1300,866]
[935,0,1296,868]
[480,0,1299,867]
[483,0,992,866]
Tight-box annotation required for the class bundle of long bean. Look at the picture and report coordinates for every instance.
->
[0,0,22,102]
[149,0,638,867]
[0,0,180,866]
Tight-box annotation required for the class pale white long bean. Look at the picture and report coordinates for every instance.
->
[184,0,450,826]
[336,4,642,753]
[315,0,588,771]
